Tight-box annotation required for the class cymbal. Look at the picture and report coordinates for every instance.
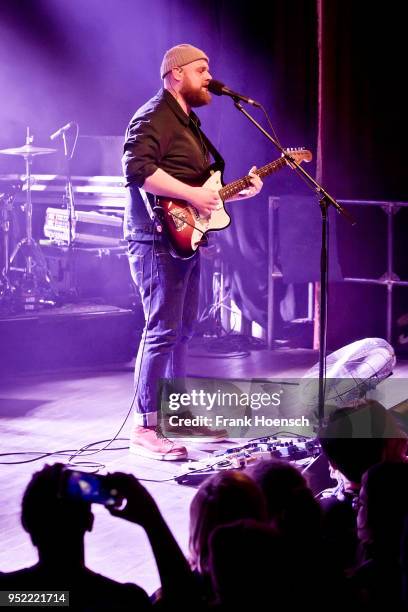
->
[0,144,57,157]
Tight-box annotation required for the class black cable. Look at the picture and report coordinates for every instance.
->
[123,456,240,484]
[260,103,316,193]
[259,103,283,149]
[167,209,206,236]
[66,226,158,466]
[0,439,130,465]
[1,228,158,470]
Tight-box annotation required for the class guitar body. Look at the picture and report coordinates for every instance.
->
[156,170,230,259]
[155,148,312,259]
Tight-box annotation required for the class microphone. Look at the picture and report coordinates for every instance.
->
[208,79,261,108]
[50,122,76,141]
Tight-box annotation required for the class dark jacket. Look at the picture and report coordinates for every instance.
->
[122,88,220,241]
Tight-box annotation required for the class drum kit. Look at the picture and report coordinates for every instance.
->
[0,128,58,312]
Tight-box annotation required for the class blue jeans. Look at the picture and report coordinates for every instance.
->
[128,238,200,426]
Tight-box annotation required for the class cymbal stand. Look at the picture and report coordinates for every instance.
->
[62,130,76,246]
[9,128,56,309]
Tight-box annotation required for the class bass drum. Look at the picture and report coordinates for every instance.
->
[299,337,396,413]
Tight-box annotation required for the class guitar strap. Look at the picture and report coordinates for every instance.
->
[140,126,225,228]
[139,187,156,221]
[197,127,226,175]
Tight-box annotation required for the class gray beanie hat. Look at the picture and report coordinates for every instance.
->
[160,44,209,79]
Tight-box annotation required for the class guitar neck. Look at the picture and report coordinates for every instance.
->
[219,157,287,201]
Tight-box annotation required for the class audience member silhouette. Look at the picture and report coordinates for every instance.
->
[400,514,408,608]
[0,464,151,610]
[0,464,201,611]
[189,470,267,604]
[352,461,408,609]
[317,400,407,573]
[246,459,351,606]
[319,400,407,492]
[4,423,408,609]
[247,459,321,545]
[208,519,290,608]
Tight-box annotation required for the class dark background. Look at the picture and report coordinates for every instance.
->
[1,0,407,349]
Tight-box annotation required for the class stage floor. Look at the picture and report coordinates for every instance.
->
[1,345,407,595]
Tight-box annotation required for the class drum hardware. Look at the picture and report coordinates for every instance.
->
[45,121,80,305]
[0,180,22,309]
[0,128,58,311]
[43,207,123,246]
[49,121,78,246]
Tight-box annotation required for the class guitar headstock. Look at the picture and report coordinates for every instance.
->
[282,147,313,164]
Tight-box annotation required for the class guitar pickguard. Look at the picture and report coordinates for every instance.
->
[169,206,189,231]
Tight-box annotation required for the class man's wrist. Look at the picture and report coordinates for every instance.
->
[182,184,196,202]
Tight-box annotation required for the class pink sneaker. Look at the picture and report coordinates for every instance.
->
[129,426,187,461]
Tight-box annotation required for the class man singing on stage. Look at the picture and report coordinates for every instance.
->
[122,44,263,460]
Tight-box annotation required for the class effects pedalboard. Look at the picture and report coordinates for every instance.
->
[176,437,322,486]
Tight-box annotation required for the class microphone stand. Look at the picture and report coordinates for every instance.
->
[62,130,76,247]
[233,100,356,429]
[58,124,78,300]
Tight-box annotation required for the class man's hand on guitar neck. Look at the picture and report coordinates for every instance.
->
[229,165,263,201]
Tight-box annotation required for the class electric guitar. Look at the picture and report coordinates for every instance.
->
[156,148,312,259]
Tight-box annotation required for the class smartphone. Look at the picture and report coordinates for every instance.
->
[61,470,118,506]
